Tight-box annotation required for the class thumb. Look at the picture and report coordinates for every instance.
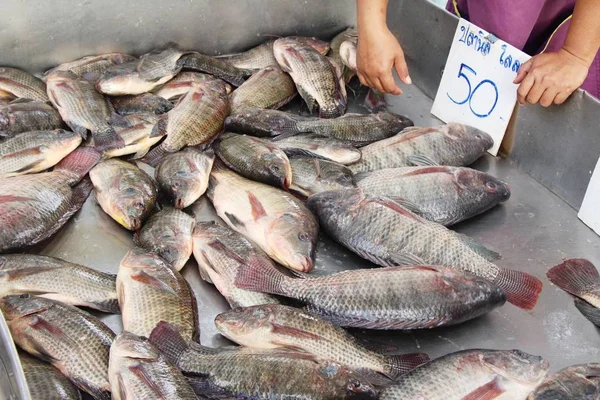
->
[513,59,532,84]
[394,52,412,85]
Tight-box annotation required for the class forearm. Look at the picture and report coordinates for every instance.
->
[563,0,600,65]
[357,0,389,34]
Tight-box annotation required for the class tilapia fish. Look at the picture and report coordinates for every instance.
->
[0,67,49,102]
[308,188,543,310]
[230,67,297,114]
[379,349,549,400]
[89,159,157,230]
[46,71,124,151]
[215,304,429,380]
[0,101,63,139]
[103,113,161,159]
[44,53,136,82]
[356,166,511,226]
[350,123,494,174]
[215,133,292,189]
[155,148,215,209]
[153,72,230,102]
[272,133,362,165]
[149,321,378,400]
[110,93,174,115]
[0,254,118,313]
[224,108,303,137]
[208,165,318,272]
[96,45,186,95]
[117,247,198,341]
[0,129,82,178]
[1,295,115,400]
[289,155,356,197]
[527,363,600,400]
[179,52,253,86]
[193,221,280,308]
[0,147,99,252]
[274,37,346,118]
[328,28,357,82]
[19,352,81,400]
[109,332,198,400]
[135,208,195,271]
[547,259,600,326]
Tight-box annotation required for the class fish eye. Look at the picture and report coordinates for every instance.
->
[475,134,483,139]
[486,182,497,190]
[123,187,137,196]
[271,165,280,172]
[298,233,310,242]
[173,181,181,188]
[134,202,145,209]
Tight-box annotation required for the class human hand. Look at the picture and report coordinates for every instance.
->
[514,48,589,107]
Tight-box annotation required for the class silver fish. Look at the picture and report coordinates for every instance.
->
[0,67,49,102]
[289,155,356,197]
[179,52,253,87]
[272,133,362,165]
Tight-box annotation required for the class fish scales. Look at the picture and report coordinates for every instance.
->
[229,67,297,114]
[0,101,63,138]
[0,67,49,102]
[19,352,82,400]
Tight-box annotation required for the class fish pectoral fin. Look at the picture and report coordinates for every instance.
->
[455,232,502,261]
[407,154,439,167]
[461,377,505,400]
[388,197,423,216]
[127,364,166,397]
[69,376,110,400]
[270,323,321,340]
[187,376,235,398]
[388,252,426,267]
[130,270,178,296]
[196,251,215,284]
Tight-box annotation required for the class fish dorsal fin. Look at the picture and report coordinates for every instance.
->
[370,196,424,224]
[407,154,439,167]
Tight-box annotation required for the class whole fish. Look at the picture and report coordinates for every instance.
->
[89,159,157,230]
[109,332,198,400]
[0,129,82,178]
[379,349,549,400]
[1,295,115,400]
[289,155,356,197]
[215,133,292,189]
[224,108,304,137]
[0,67,49,102]
[117,247,199,341]
[0,254,118,313]
[46,71,124,151]
[109,93,174,115]
[274,37,346,118]
[155,148,215,209]
[193,221,281,308]
[547,258,600,326]
[272,133,362,165]
[0,146,99,252]
[149,321,378,400]
[208,165,318,272]
[44,53,136,82]
[0,101,63,139]
[356,166,511,226]
[179,52,253,86]
[527,363,600,400]
[307,188,542,310]
[19,352,81,400]
[153,72,231,102]
[103,113,161,159]
[134,208,195,271]
[215,304,430,380]
[230,67,297,114]
[350,123,494,174]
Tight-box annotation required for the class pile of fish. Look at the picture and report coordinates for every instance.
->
[0,28,592,400]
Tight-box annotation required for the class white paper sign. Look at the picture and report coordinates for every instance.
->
[431,19,531,155]
[578,156,600,236]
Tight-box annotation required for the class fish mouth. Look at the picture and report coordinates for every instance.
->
[298,255,314,272]
[175,198,185,209]
[500,183,511,202]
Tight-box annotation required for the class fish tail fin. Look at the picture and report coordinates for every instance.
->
[54,147,102,185]
[574,298,600,327]
[493,268,542,310]
[383,353,431,378]
[365,89,388,112]
[141,145,169,167]
[547,258,600,297]
[234,254,288,296]
[93,126,125,152]
[148,321,189,364]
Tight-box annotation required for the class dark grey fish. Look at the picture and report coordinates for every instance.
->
[289,155,355,197]
[109,93,174,116]
[224,108,304,137]
[180,52,253,86]
[19,352,81,400]
[0,101,63,139]
[527,363,600,400]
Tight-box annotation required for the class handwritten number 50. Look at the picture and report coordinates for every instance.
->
[447,63,499,118]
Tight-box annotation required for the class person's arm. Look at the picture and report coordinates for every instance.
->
[356,0,411,95]
[514,0,600,107]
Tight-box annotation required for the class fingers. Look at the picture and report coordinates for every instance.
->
[525,79,547,105]
[394,52,412,85]
[553,90,571,105]
[539,88,558,108]
[514,59,532,84]
[379,72,402,95]
[517,73,536,105]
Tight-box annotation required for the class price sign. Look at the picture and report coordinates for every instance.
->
[431,19,531,156]
[578,156,600,236]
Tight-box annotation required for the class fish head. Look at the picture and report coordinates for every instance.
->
[339,40,357,70]
[456,168,511,203]
[120,247,170,272]
[482,350,550,386]
[113,186,154,230]
[307,188,364,216]
[48,129,83,152]
[96,62,138,93]
[0,107,9,131]
[111,331,159,361]
[0,295,49,321]
[323,165,356,190]
[214,305,275,345]
[446,123,494,152]
[265,212,317,272]
[261,151,293,189]
[165,170,202,209]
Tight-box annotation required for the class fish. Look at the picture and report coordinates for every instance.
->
[19,352,82,400]
[356,166,511,226]
[108,331,198,400]
[0,101,63,139]
[272,133,362,165]
[274,37,346,118]
[379,349,549,400]
[0,146,99,252]
[215,304,430,380]
[328,28,357,80]
[96,45,186,95]
[0,67,49,102]
[149,321,378,399]
[192,220,281,308]
[308,188,543,310]
[208,165,318,272]
[339,40,358,72]
[224,108,304,137]
[89,159,157,230]
[0,129,82,178]
[109,93,174,115]
[215,133,292,189]
[179,52,253,86]
[134,208,195,271]
[0,254,118,313]
[141,78,230,167]
[155,147,215,209]
[547,259,600,327]
[117,247,199,341]
[289,155,356,197]
[350,123,494,174]
[527,363,600,399]
[43,53,137,83]
[1,295,115,400]
[46,71,125,151]
[153,72,231,102]
[103,113,162,159]
[229,67,297,114]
